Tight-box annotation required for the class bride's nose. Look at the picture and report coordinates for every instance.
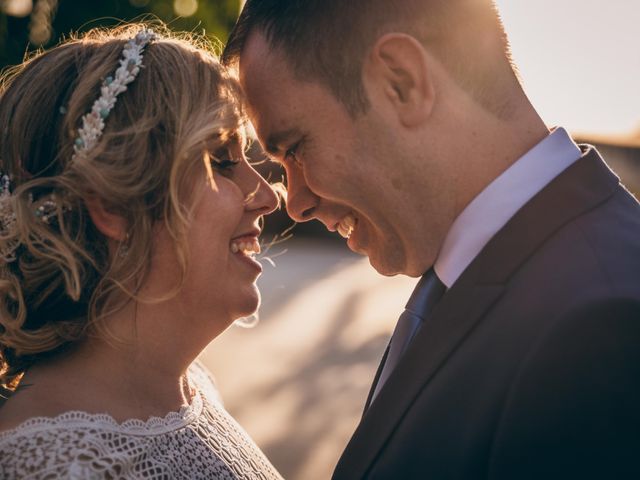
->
[244,166,279,216]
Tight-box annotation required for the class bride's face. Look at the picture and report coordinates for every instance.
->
[147,136,278,333]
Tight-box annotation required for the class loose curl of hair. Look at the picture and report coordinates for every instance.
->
[0,23,246,393]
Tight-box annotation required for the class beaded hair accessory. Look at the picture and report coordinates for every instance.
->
[0,29,156,263]
[72,29,157,160]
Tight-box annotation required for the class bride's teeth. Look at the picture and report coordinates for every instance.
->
[231,238,261,255]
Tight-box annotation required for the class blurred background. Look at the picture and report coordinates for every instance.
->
[1,1,638,478]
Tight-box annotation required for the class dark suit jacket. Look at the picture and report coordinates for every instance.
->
[333,147,640,479]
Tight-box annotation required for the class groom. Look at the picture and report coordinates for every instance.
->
[223,1,640,478]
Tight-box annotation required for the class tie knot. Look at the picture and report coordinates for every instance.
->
[405,268,446,317]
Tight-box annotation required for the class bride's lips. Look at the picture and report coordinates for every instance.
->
[230,230,263,272]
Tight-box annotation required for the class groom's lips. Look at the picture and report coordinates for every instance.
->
[346,218,366,254]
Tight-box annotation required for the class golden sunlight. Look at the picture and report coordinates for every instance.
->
[496,0,640,136]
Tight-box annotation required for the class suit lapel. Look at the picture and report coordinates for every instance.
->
[333,148,620,479]
[363,342,390,414]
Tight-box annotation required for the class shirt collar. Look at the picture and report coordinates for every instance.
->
[434,127,582,288]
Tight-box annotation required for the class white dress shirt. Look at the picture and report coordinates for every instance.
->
[434,127,582,288]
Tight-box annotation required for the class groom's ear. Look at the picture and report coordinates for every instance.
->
[363,33,436,128]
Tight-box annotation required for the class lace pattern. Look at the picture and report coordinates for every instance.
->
[0,362,282,479]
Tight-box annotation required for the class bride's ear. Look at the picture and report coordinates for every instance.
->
[363,33,436,128]
[85,195,128,242]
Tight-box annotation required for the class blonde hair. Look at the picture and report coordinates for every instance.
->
[0,23,245,392]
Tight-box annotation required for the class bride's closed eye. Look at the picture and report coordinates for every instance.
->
[209,147,240,174]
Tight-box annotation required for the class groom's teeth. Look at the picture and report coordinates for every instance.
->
[230,238,261,255]
[337,213,356,239]
[337,224,350,239]
[343,215,355,228]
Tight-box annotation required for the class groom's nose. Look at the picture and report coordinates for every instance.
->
[285,169,319,222]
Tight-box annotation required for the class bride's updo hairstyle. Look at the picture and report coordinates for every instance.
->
[0,23,244,392]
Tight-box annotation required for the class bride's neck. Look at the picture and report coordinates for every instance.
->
[64,299,207,405]
[8,298,222,425]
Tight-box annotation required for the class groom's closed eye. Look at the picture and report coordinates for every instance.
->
[284,141,303,168]
[265,127,304,158]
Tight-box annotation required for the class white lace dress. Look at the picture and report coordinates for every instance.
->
[0,362,282,479]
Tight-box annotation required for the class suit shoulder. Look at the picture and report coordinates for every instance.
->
[488,297,640,479]
[508,187,640,303]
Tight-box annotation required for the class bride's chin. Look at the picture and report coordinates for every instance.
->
[234,288,261,318]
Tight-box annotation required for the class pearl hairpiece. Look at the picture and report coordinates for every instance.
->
[72,29,157,161]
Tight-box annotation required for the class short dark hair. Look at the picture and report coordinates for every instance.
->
[223,0,516,117]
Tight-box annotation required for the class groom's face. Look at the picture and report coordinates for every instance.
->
[240,32,430,276]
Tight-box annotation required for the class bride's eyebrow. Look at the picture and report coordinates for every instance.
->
[206,132,244,153]
[265,128,302,156]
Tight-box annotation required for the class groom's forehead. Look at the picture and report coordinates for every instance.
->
[240,64,305,153]
[239,30,359,151]
[240,33,321,119]
[240,32,299,104]
[240,30,289,76]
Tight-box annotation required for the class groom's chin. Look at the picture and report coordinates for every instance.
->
[366,248,407,277]
[367,243,430,278]
[350,229,402,276]
[368,258,406,277]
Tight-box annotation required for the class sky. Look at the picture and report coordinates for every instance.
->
[494,0,640,137]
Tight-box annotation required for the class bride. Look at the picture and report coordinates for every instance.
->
[0,24,282,479]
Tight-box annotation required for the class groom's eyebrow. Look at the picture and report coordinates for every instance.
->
[265,128,302,156]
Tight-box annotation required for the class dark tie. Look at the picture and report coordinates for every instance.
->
[369,268,446,405]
